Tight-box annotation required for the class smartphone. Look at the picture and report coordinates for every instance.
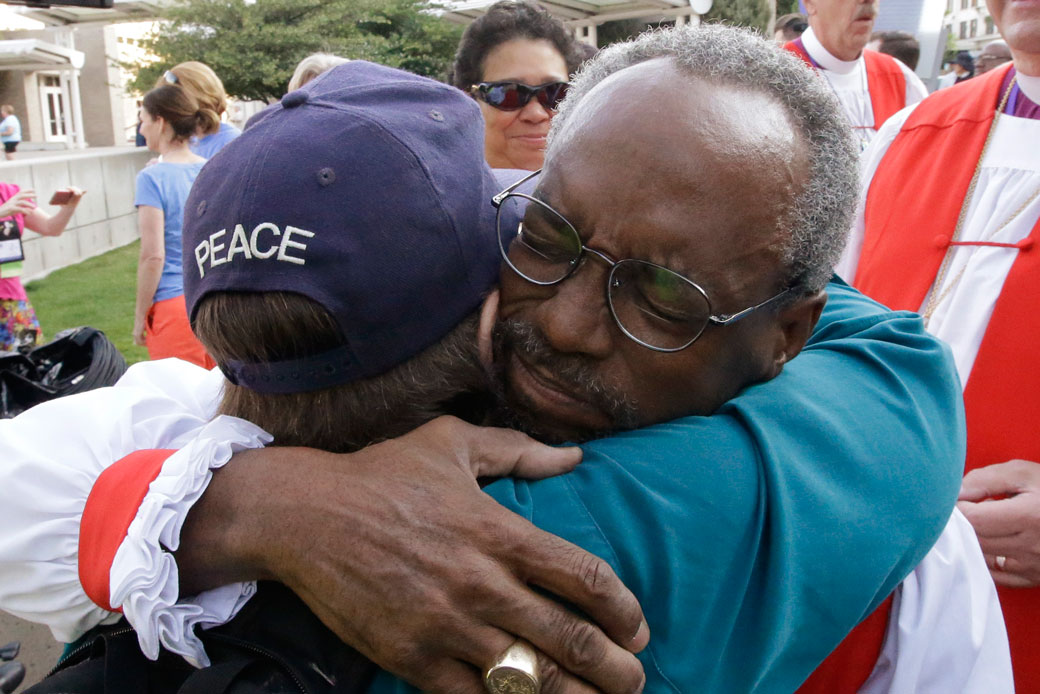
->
[49,190,74,205]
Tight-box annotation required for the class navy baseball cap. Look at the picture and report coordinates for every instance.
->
[182,61,517,394]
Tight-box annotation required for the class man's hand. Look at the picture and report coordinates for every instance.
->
[958,459,1040,587]
[179,416,648,694]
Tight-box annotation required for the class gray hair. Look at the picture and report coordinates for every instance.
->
[288,53,351,93]
[547,24,858,293]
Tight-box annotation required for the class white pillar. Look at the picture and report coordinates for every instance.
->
[59,71,75,148]
[676,13,688,26]
[68,69,86,148]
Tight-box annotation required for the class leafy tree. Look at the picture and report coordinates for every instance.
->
[703,0,772,34]
[128,0,463,102]
[775,0,801,19]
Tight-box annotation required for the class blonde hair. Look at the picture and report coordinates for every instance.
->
[288,53,350,92]
[157,62,226,135]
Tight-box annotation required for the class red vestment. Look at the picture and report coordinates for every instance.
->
[855,63,1040,691]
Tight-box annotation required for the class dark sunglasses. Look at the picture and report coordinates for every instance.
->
[470,81,570,111]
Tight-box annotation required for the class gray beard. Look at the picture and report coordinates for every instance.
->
[486,316,640,444]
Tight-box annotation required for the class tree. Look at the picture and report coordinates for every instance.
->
[128,0,463,102]
[703,0,772,34]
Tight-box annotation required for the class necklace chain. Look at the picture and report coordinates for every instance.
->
[922,77,1036,324]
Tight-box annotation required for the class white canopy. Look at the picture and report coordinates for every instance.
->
[0,38,84,70]
[442,0,711,27]
[19,0,165,26]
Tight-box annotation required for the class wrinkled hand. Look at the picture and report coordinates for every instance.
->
[0,190,35,218]
[958,459,1040,587]
[181,416,648,694]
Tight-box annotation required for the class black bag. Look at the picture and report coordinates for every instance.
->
[0,326,126,418]
[26,583,376,694]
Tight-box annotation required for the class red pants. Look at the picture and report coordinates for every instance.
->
[146,295,215,369]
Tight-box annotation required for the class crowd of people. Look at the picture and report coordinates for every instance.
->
[0,0,1038,692]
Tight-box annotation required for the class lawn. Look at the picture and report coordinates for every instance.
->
[25,241,149,365]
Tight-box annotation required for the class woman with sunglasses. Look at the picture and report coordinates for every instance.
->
[451,1,584,170]
[160,62,240,159]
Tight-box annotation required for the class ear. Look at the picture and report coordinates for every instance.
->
[478,288,500,369]
[767,290,826,378]
[802,0,819,18]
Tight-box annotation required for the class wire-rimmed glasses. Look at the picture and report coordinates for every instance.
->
[492,170,791,352]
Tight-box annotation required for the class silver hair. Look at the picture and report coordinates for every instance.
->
[288,53,351,93]
[547,24,858,293]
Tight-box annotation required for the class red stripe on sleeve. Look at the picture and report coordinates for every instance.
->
[79,449,178,612]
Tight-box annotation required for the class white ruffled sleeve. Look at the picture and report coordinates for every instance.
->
[0,358,270,667]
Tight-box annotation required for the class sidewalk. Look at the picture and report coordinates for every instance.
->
[0,611,62,692]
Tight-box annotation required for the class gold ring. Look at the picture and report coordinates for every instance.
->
[996,555,1007,571]
[484,639,540,694]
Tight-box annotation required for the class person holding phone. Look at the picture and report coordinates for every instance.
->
[0,184,84,351]
[133,82,214,368]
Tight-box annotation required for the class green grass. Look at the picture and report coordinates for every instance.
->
[24,241,149,365]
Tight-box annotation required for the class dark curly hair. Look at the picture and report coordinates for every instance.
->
[450,1,584,92]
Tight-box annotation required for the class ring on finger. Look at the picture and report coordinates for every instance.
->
[996,555,1007,571]
[484,639,540,694]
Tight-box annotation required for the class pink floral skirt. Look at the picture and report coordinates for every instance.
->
[0,298,42,352]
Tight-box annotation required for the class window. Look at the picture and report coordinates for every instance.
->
[985,16,995,34]
[947,0,953,12]
[960,0,968,9]
[959,21,967,38]
[970,19,978,36]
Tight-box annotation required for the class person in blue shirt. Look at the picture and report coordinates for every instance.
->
[160,62,240,159]
[0,105,21,160]
[133,83,213,368]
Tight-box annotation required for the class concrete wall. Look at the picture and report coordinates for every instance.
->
[0,146,149,281]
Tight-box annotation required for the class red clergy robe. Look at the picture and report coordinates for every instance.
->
[855,63,1040,691]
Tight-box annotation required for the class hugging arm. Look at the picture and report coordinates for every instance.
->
[443,280,964,693]
[0,361,648,694]
[0,281,962,693]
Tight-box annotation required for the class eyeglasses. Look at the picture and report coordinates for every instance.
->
[470,81,570,112]
[492,170,792,352]
[163,70,179,85]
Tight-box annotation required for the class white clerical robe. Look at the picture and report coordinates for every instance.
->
[800,26,928,148]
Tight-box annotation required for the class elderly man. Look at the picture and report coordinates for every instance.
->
[785,0,927,150]
[978,40,1013,74]
[3,27,984,693]
[837,0,1040,686]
